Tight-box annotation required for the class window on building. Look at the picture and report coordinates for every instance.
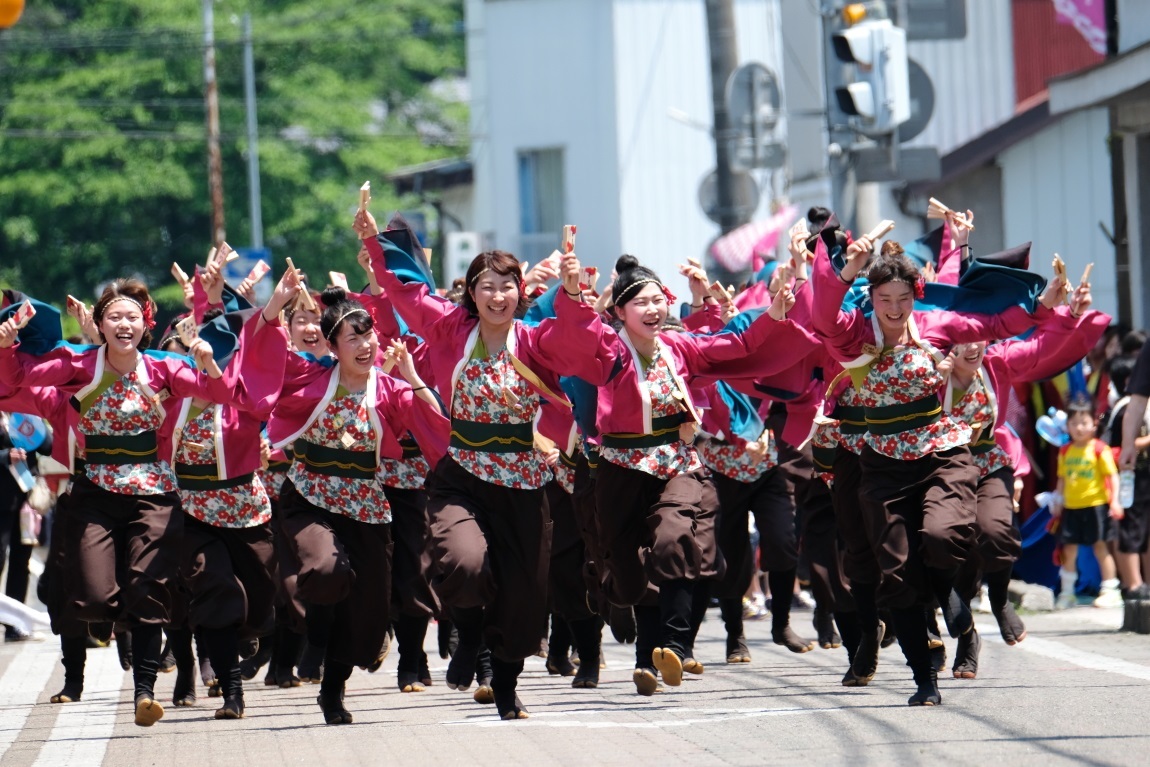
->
[517,148,565,264]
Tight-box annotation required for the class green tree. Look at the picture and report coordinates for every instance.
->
[0,0,465,304]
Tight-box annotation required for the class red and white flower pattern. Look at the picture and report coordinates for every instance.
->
[257,467,288,502]
[811,421,839,486]
[952,382,1011,478]
[174,405,271,528]
[600,353,702,479]
[79,371,177,496]
[378,455,430,490]
[859,346,970,460]
[551,458,576,495]
[287,391,390,524]
[698,436,775,483]
[449,350,548,489]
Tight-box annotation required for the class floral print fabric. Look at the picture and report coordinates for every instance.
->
[698,435,775,483]
[449,348,549,490]
[286,390,391,524]
[858,345,970,460]
[174,405,271,528]
[952,380,1010,478]
[600,352,702,479]
[79,371,178,496]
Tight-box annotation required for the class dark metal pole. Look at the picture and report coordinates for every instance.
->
[203,0,226,246]
[704,0,741,235]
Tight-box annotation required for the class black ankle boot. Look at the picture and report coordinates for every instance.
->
[490,656,528,720]
[131,624,165,726]
[814,605,841,649]
[317,660,353,724]
[720,598,751,663]
[908,666,941,706]
[52,635,87,703]
[446,607,483,691]
[569,617,603,688]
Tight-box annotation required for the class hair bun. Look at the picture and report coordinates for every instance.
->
[320,286,348,307]
[615,254,640,273]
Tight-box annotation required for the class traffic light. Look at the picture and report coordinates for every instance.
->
[832,18,910,137]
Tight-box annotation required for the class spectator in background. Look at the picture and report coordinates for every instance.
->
[1119,332,1150,598]
[1053,396,1123,609]
[0,410,54,640]
[1106,355,1150,599]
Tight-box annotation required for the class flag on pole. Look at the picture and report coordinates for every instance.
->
[709,204,797,273]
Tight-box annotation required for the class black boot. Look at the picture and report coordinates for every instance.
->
[928,567,973,638]
[545,613,576,676]
[395,612,431,693]
[987,568,1027,645]
[473,645,494,704]
[239,631,273,681]
[317,659,353,724]
[131,624,165,726]
[51,634,87,703]
[652,579,693,686]
[633,604,661,696]
[769,569,815,653]
[891,606,941,706]
[167,627,197,707]
[925,607,947,672]
[569,616,603,689]
[952,627,981,680]
[268,627,303,688]
[848,581,882,685]
[814,604,841,649]
[193,629,218,696]
[682,581,710,675]
[299,603,334,684]
[437,618,456,659]
[490,656,528,720]
[720,597,751,663]
[204,626,244,719]
[445,606,483,691]
[115,629,134,671]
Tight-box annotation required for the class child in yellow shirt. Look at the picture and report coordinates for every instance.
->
[1052,398,1123,609]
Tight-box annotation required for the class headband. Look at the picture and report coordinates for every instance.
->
[614,278,663,307]
[98,295,156,329]
[324,307,371,341]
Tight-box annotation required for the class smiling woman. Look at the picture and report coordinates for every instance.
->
[811,226,1069,707]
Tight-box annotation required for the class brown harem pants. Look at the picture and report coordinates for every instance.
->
[66,474,182,625]
[426,456,551,663]
[278,480,393,668]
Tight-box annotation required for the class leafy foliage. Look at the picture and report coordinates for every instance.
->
[0,0,466,303]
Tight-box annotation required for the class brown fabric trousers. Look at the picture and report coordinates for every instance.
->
[426,456,551,663]
[957,466,1021,601]
[711,467,796,600]
[279,480,393,668]
[593,460,706,608]
[385,485,439,619]
[66,473,183,625]
[180,513,276,639]
[546,481,596,622]
[832,448,881,585]
[858,445,978,608]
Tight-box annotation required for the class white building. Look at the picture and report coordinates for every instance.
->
[448,0,1133,322]
[466,0,787,289]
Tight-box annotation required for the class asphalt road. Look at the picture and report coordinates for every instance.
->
[0,601,1146,767]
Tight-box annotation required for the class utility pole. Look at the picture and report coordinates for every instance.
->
[704,0,741,235]
[242,12,263,250]
[202,0,226,246]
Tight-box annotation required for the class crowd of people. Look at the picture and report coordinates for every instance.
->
[0,200,1143,728]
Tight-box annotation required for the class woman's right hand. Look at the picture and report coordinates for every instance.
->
[263,268,303,323]
[841,235,873,282]
[353,209,379,239]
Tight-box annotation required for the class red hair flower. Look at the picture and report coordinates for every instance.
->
[914,277,925,300]
[661,285,677,305]
[142,301,157,330]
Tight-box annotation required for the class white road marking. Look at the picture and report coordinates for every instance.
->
[33,646,127,767]
[443,705,848,728]
[985,630,1150,682]
[0,640,61,761]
